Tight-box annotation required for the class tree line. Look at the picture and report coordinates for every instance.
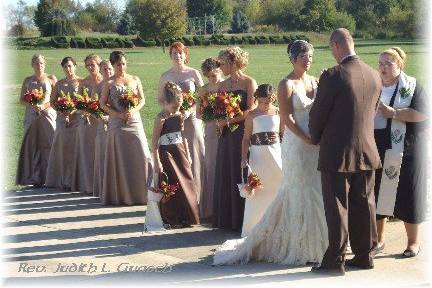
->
[7,0,422,40]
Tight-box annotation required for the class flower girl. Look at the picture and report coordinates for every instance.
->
[150,82,200,229]
[240,84,283,237]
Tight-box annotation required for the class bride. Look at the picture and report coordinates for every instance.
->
[213,40,328,266]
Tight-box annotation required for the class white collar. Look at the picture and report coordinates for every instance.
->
[340,53,357,63]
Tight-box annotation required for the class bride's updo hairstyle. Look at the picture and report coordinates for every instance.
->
[287,40,314,62]
[254,84,276,102]
[218,46,249,70]
[380,47,407,70]
[164,81,183,104]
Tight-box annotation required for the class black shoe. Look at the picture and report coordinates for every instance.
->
[402,247,420,258]
[311,265,345,276]
[346,258,374,269]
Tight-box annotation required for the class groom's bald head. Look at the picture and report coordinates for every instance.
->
[329,28,356,64]
[330,28,354,50]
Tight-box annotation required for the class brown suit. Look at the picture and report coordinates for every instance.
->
[309,55,382,268]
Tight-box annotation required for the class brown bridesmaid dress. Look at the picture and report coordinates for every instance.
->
[16,77,56,186]
[70,85,98,194]
[45,81,80,190]
[212,89,248,232]
[158,114,200,226]
[101,84,152,205]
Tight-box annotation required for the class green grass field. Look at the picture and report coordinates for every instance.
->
[5,40,427,190]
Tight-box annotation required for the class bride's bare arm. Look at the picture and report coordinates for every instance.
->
[278,79,312,144]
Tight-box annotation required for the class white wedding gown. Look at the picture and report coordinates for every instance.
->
[213,82,328,266]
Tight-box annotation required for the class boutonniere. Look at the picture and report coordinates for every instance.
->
[399,87,412,99]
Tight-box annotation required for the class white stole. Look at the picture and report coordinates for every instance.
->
[376,72,416,215]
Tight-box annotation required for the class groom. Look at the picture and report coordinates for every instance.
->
[309,28,382,275]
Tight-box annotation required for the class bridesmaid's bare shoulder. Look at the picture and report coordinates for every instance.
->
[47,74,57,85]
[160,69,173,79]
[22,75,32,85]
[248,108,261,119]
[155,111,168,123]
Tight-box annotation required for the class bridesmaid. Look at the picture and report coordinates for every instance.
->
[213,46,257,232]
[45,57,82,190]
[16,54,57,187]
[157,42,205,204]
[197,58,224,222]
[93,60,113,198]
[100,50,152,205]
[240,84,282,237]
[152,82,200,228]
[72,54,103,194]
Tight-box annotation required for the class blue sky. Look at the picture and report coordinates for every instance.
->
[5,0,126,10]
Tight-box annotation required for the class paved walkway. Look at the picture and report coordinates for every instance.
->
[3,187,430,287]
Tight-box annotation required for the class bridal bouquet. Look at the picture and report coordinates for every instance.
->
[180,90,197,112]
[198,91,242,135]
[54,91,76,126]
[73,88,92,125]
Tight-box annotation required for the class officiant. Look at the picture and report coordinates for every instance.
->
[374,47,429,258]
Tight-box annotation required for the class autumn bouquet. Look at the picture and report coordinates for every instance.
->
[118,87,140,125]
[198,91,242,135]
[147,172,179,203]
[73,88,93,125]
[54,91,76,127]
[180,90,197,112]
[238,165,263,198]
[24,87,45,114]
[86,99,106,119]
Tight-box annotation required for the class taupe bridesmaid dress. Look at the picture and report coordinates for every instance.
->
[70,85,98,194]
[200,120,218,220]
[16,76,57,186]
[45,81,80,190]
[178,80,205,204]
[101,84,152,205]
[92,83,108,198]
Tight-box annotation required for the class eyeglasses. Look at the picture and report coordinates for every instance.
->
[378,61,396,68]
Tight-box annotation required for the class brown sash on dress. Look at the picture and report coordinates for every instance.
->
[251,132,279,146]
